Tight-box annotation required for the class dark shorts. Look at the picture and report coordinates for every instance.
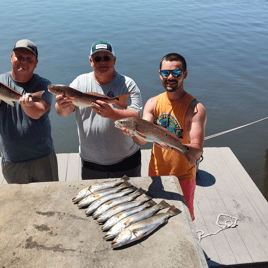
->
[81,150,141,180]
[2,151,59,184]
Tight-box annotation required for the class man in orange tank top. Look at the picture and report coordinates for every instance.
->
[122,53,207,220]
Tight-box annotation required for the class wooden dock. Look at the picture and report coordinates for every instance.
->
[1,147,268,267]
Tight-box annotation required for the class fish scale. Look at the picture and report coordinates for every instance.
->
[111,206,181,249]
[0,82,44,106]
[85,187,136,216]
[93,188,146,220]
[48,84,130,109]
[104,200,171,240]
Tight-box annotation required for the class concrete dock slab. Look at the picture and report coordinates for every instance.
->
[0,176,207,268]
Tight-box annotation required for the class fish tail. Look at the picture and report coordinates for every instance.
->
[168,205,182,217]
[28,91,45,102]
[121,175,130,181]
[114,93,130,109]
[147,200,157,207]
[136,188,147,195]
[158,200,171,210]
[120,180,134,189]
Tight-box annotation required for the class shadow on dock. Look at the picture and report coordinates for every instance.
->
[147,176,183,201]
[196,170,216,187]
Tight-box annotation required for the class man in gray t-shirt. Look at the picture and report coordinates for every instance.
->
[55,41,142,179]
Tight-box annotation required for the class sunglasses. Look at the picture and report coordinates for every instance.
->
[160,69,185,78]
[93,55,111,63]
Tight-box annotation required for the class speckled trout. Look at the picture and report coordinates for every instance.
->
[114,117,189,154]
[48,84,130,109]
[93,188,146,220]
[77,181,133,208]
[85,187,136,216]
[101,200,155,231]
[72,175,130,203]
[0,82,44,107]
[104,200,170,240]
[111,205,181,249]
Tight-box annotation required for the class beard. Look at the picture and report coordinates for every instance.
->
[165,79,183,92]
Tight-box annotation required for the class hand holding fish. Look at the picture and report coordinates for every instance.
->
[19,94,34,107]
[55,94,76,116]
[91,100,114,118]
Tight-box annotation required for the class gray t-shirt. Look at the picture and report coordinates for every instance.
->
[70,71,142,165]
[0,72,54,163]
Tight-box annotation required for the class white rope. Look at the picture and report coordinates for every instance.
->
[205,116,268,140]
[196,214,238,242]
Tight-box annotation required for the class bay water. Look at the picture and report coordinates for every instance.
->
[0,0,268,200]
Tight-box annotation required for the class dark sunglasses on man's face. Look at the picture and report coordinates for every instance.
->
[93,55,111,63]
[160,69,185,78]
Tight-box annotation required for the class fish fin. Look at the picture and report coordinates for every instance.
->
[158,200,171,210]
[134,130,147,141]
[114,93,130,109]
[133,230,147,239]
[168,205,182,216]
[3,100,15,106]
[147,200,157,207]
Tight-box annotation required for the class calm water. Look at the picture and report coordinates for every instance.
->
[1,0,268,200]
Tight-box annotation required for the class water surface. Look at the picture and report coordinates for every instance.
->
[0,0,268,199]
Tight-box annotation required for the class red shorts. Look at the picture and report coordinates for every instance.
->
[149,169,196,221]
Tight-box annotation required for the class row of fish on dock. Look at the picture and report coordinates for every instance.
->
[72,175,181,249]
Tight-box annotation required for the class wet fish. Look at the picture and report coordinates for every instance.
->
[98,193,152,225]
[114,117,189,154]
[72,175,129,203]
[0,82,44,107]
[104,200,170,240]
[77,181,133,208]
[102,200,155,232]
[85,187,136,216]
[111,206,181,249]
[93,188,146,220]
[48,84,130,109]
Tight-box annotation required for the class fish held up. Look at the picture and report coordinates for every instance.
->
[115,117,189,155]
[48,84,130,109]
[0,82,44,107]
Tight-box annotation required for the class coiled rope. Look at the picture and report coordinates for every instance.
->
[196,214,238,242]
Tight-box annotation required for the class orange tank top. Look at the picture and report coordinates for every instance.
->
[149,92,196,181]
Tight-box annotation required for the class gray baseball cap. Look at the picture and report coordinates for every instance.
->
[13,39,38,58]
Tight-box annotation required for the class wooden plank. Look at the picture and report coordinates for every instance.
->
[195,150,240,265]
[201,149,254,264]
[209,148,268,262]
[0,157,3,184]
[217,148,268,258]
[56,153,69,181]
[65,153,81,181]
[141,149,150,177]
[0,157,7,184]
[196,147,268,266]
[194,170,222,266]
[220,147,268,224]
